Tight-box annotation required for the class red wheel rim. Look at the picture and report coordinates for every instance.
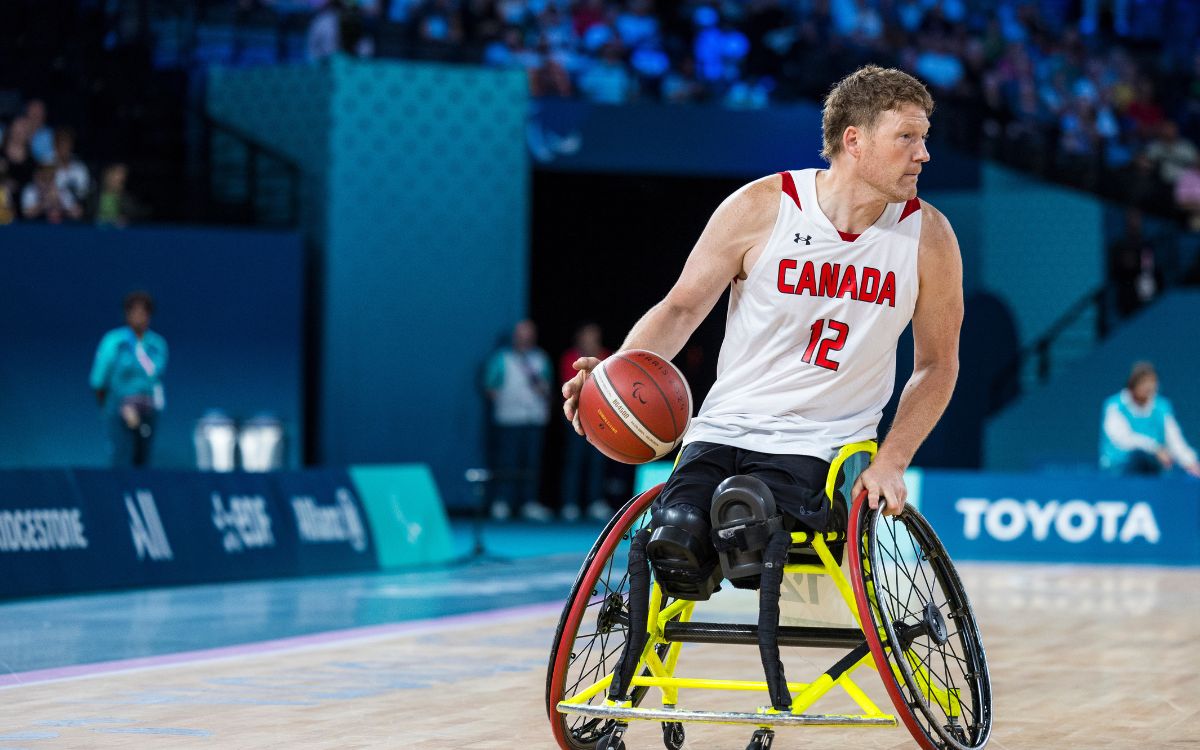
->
[547,485,663,749]
[846,489,940,750]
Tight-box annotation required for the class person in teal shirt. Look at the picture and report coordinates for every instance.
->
[89,291,168,467]
[1100,361,1200,477]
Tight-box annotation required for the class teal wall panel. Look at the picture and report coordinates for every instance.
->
[208,64,334,240]
[322,58,528,494]
[977,163,1105,348]
[207,58,529,494]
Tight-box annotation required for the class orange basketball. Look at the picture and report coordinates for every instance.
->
[577,349,692,464]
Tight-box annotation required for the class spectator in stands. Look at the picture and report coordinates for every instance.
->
[0,173,13,225]
[1174,164,1200,231]
[662,56,705,104]
[1,116,36,202]
[578,41,637,104]
[531,49,575,98]
[96,163,133,227]
[484,26,538,70]
[559,323,612,522]
[1100,362,1200,477]
[51,127,90,211]
[24,99,54,165]
[1108,208,1162,317]
[90,291,169,468]
[416,0,464,46]
[21,165,83,223]
[483,319,554,521]
[308,0,373,60]
[1143,121,1200,188]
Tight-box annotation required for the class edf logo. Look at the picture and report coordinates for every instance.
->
[955,498,1161,545]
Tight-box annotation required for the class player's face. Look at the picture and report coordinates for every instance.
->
[861,105,930,202]
[1132,375,1158,404]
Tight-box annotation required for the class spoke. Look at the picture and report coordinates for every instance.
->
[904,528,936,608]
[877,533,928,628]
[886,522,912,620]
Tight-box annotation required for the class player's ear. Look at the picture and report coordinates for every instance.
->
[843,126,861,158]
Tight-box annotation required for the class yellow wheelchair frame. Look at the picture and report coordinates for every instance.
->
[547,440,991,750]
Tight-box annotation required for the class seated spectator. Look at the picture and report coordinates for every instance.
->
[531,50,574,98]
[96,163,134,228]
[578,41,637,104]
[484,26,538,70]
[416,0,464,46]
[51,127,90,210]
[615,0,659,49]
[1100,362,1200,477]
[662,56,706,104]
[24,99,54,165]
[1143,121,1199,187]
[572,0,607,39]
[21,165,83,223]
[0,167,14,225]
[1,116,36,201]
[1174,166,1200,231]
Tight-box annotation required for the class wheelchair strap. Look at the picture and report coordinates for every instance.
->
[609,528,652,701]
[757,529,794,712]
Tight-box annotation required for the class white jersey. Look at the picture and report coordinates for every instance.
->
[683,168,921,461]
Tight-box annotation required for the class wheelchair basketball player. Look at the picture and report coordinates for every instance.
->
[562,63,963,636]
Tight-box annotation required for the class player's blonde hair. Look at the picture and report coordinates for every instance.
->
[820,65,935,163]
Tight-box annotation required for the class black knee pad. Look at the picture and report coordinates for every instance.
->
[646,503,722,601]
[710,476,786,584]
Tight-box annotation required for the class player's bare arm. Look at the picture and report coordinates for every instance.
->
[855,200,963,515]
[562,174,782,432]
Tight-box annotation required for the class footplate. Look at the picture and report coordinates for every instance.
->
[556,703,897,727]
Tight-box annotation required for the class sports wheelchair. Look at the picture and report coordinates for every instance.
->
[546,441,992,750]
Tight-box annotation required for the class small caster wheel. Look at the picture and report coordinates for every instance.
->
[662,720,685,750]
[598,724,627,750]
[746,728,775,750]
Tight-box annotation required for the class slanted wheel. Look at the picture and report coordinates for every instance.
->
[661,720,684,750]
[848,491,993,749]
[595,733,626,750]
[547,485,670,749]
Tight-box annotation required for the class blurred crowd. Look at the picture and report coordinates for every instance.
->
[0,98,137,227]
[272,0,1200,225]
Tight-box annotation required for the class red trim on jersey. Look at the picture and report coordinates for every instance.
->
[780,172,802,210]
[899,197,921,222]
[838,230,861,242]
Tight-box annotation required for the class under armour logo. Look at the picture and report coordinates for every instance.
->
[794,234,812,245]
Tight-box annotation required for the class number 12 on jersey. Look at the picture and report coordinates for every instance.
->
[802,319,849,371]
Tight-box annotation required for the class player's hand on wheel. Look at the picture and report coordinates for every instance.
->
[853,459,908,517]
[562,356,601,435]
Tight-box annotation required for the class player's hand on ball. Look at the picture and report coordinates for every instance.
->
[853,459,907,517]
[562,356,601,435]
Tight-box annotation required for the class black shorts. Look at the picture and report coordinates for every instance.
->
[656,441,842,533]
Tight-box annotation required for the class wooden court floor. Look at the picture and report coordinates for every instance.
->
[2,562,1198,749]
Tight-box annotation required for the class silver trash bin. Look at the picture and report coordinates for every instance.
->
[194,410,238,472]
[238,413,284,472]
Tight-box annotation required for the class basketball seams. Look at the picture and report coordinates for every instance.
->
[592,365,672,457]
[619,353,681,438]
